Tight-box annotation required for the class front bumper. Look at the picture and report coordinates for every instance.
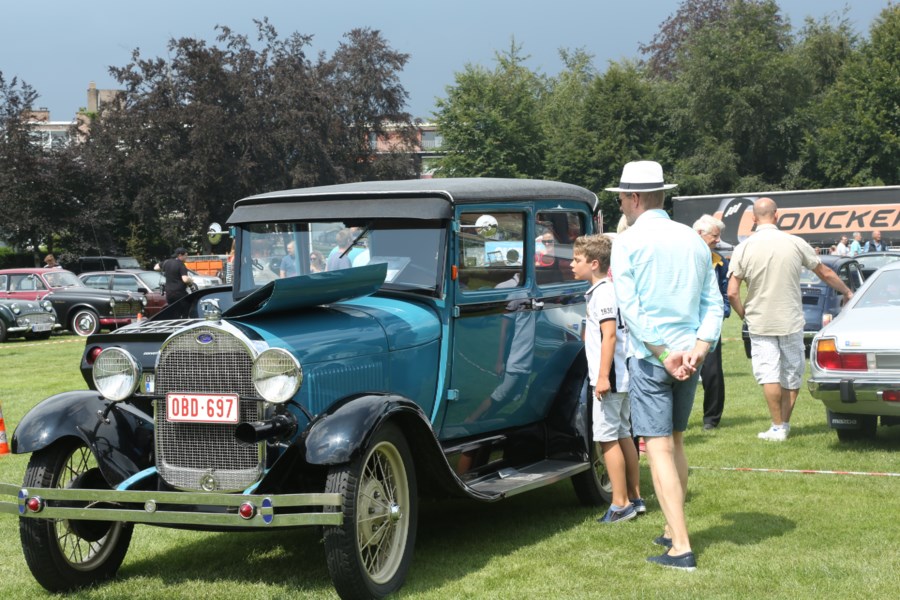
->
[807,377,900,417]
[8,323,62,335]
[0,482,342,528]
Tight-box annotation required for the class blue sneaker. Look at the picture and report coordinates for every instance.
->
[630,497,647,515]
[598,503,637,523]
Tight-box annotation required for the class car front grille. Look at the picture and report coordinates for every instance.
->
[16,312,55,327]
[154,325,263,492]
[113,301,141,318]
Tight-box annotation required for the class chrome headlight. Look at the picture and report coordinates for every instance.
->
[141,295,148,307]
[11,303,20,315]
[109,298,116,308]
[93,348,141,401]
[42,300,53,312]
[252,348,302,404]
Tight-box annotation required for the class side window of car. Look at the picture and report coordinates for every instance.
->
[0,274,6,290]
[458,212,524,292]
[113,274,140,292]
[535,211,584,286]
[82,275,106,288]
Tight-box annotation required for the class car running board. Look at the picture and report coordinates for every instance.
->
[466,459,589,499]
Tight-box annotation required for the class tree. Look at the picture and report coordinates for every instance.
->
[663,0,810,192]
[0,71,78,262]
[77,21,418,260]
[434,40,547,178]
[639,0,732,79]
[801,4,900,187]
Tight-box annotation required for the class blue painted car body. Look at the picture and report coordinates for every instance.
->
[2,178,608,598]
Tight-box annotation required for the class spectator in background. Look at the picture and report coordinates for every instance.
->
[326,229,353,271]
[849,232,863,256]
[309,251,326,273]
[692,215,730,430]
[43,254,62,268]
[864,230,886,252]
[280,241,298,278]
[162,247,194,304]
[834,235,849,256]
[727,198,852,442]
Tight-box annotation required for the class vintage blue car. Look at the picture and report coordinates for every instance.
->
[0,178,608,599]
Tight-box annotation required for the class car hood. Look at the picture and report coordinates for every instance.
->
[817,307,898,351]
[224,263,440,361]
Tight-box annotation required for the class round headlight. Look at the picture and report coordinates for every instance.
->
[93,348,141,401]
[42,300,53,312]
[11,303,21,315]
[141,295,148,307]
[252,348,302,404]
[109,298,116,308]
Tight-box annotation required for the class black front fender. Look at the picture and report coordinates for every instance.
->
[304,393,432,465]
[12,391,155,487]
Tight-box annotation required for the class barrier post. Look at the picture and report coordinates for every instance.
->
[0,400,10,456]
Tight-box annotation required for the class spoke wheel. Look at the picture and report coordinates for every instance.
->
[20,439,133,592]
[324,423,417,599]
[71,309,100,336]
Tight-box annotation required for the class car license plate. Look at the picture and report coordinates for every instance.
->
[166,393,240,424]
[31,323,52,332]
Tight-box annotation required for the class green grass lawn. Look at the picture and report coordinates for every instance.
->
[1,320,898,599]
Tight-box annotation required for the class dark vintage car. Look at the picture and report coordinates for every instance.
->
[853,250,900,279]
[0,268,146,336]
[741,254,864,357]
[807,260,900,441]
[68,255,141,275]
[0,297,62,342]
[0,179,607,599]
[80,269,167,317]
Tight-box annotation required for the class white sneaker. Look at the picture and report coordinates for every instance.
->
[758,426,787,441]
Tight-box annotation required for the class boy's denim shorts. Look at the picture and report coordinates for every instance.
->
[628,357,699,437]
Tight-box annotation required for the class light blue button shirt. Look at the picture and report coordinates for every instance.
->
[610,209,723,363]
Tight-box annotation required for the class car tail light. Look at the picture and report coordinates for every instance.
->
[86,346,104,365]
[882,390,900,402]
[814,339,867,371]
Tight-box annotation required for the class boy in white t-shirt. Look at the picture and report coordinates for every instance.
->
[572,234,643,523]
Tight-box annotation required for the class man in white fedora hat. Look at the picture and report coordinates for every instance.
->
[608,160,723,571]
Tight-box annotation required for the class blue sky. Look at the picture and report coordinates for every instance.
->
[2,0,891,121]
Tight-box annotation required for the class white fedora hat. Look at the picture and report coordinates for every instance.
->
[605,160,677,193]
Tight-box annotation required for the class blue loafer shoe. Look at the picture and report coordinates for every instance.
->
[647,551,697,571]
[653,535,672,548]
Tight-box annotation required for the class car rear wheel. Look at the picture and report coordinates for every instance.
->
[71,309,100,336]
[20,439,133,592]
[324,422,417,599]
[0,320,7,343]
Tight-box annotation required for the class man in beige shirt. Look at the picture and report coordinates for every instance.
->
[727,198,852,441]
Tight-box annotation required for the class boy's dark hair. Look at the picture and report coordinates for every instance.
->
[573,234,612,272]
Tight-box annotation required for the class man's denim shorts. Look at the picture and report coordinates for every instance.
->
[628,357,699,437]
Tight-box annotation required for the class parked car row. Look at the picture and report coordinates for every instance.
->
[0,268,145,336]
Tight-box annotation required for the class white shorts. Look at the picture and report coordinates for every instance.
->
[749,332,805,389]
[591,390,632,442]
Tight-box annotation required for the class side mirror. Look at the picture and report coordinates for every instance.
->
[475,215,498,239]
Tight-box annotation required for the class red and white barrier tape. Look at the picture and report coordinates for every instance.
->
[691,466,900,477]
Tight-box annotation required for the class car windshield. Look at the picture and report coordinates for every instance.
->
[855,269,900,308]
[234,219,446,296]
[857,254,900,272]
[138,271,164,290]
[44,270,84,288]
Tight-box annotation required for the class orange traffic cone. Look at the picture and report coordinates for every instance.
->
[0,401,10,456]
